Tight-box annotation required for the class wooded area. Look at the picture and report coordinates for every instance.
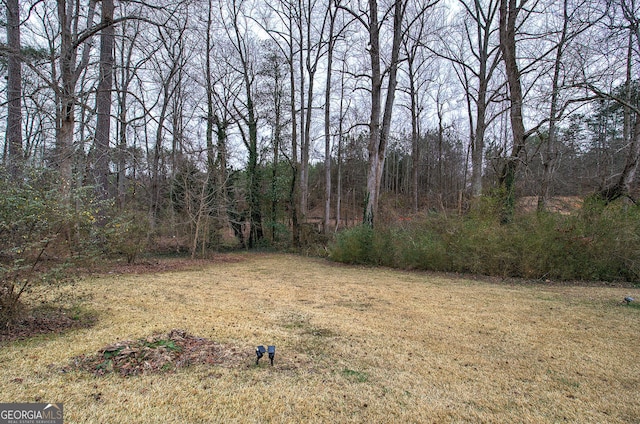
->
[1,0,639,267]
[3,3,640,417]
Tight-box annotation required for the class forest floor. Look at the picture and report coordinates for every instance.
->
[1,253,639,423]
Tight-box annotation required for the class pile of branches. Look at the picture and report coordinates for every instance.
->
[69,329,247,376]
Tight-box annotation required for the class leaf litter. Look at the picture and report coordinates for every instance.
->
[68,329,249,376]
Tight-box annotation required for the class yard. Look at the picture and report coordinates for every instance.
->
[1,253,639,423]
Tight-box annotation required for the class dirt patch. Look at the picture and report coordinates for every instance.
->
[0,306,97,344]
[67,329,250,377]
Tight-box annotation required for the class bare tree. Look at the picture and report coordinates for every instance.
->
[5,0,23,178]
[537,0,595,209]
[202,0,233,245]
[589,0,640,202]
[340,0,409,227]
[147,15,189,226]
[54,0,138,198]
[401,3,438,212]
[94,0,115,200]
[114,6,150,209]
[324,0,345,234]
[205,0,216,195]
[497,0,527,222]
[259,42,287,241]
[252,0,302,246]
[225,0,264,247]
[334,55,353,230]
[292,0,333,219]
[452,0,503,200]
[55,0,98,200]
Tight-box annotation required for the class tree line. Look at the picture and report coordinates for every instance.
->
[1,0,639,256]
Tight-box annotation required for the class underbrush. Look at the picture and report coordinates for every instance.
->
[329,198,640,282]
[0,168,110,327]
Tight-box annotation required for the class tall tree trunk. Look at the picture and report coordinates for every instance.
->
[150,25,183,226]
[437,95,444,197]
[151,99,169,225]
[468,0,500,199]
[246,97,263,248]
[214,116,228,192]
[116,73,128,208]
[408,54,420,213]
[364,0,405,227]
[597,11,639,203]
[271,57,283,242]
[231,0,263,247]
[56,0,96,200]
[205,0,221,245]
[498,0,526,223]
[191,172,212,259]
[538,0,569,211]
[336,135,343,230]
[472,81,489,198]
[289,10,300,247]
[272,124,280,241]
[336,60,347,230]
[115,19,140,209]
[323,5,336,234]
[599,113,640,202]
[464,75,478,198]
[57,0,77,199]
[298,0,307,218]
[216,115,235,245]
[205,3,215,193]
[94,0,115,199]
[6,0,23,179]
[303,72,313,218]
[364,0,382,227]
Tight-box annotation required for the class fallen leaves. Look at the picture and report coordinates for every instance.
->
[0,306,96,344]
[68,329,248,376]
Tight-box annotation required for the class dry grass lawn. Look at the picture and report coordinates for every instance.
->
[1,253,639,423]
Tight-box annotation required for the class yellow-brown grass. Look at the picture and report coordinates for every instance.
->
[1,253,639,423]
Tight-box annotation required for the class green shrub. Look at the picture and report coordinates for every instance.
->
[328,199,640,283]
[0,168,102,326]
[328,225,375,264]
[577,199,640,281]
[104,211,150,264]
[397,228,448,271]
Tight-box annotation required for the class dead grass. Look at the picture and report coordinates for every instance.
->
[1,253,639,423]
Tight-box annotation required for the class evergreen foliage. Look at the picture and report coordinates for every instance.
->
[329,197,640,283]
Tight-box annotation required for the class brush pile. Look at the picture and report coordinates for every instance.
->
[69,329,247,376]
